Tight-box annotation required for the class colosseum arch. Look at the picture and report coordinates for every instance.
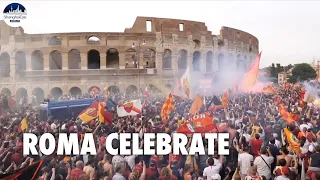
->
[49,50,62,70]
[106,48,119,68]
[178,49,188,70]
[162,49,172,69]
[126,85,138,94]
[50,87,63,100]
[87,49,100,69]
[125,48,137,68]
[143,48,156,68]
[206,51,213,72]
[32,87,44,105]
[1,88,11,96]
[48,36,62,45]
[107,86,120,94]
[31,50,44,70]
[192,51,201,71]
[16,88,28,102]
[218,54,224,71]
[88,86,100,94]
[15,51,26,71]
[87,36,100,44]
[69,87,82,96]
[0,52,10,77]
[68,49,81,69]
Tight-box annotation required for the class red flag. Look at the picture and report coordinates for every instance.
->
[240,52,262,92]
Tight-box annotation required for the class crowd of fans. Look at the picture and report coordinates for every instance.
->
[0,83,319,180]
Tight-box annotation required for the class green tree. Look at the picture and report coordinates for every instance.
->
[287,63,316,83]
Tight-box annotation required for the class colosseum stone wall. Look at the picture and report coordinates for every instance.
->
[0,16,259,103]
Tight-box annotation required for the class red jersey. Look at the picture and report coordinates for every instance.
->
[70,168,86,180]
[250,139,263,155]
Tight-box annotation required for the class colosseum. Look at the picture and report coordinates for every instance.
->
[0,16,259,103]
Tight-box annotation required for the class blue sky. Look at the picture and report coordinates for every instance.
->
[1,1,319,68]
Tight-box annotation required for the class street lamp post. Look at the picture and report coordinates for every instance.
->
[132,39,146,93]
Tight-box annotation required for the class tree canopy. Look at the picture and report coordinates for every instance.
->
[288,63,316,83]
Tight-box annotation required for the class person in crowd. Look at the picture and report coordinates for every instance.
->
[250,134,263,158]
[70,161,87,180]
[113,162,126,180]
[203,157,222,180]
[244,166,263,180]
[238,146,253,179]
[276,147,292,167]
[254,147,274,180]
[307,145,320,179]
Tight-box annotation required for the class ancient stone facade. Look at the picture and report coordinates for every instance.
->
[0,16,259,102]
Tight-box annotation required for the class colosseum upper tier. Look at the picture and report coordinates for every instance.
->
[0,16,259,102]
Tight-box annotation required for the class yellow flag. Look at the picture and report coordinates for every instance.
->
[189,94,203,115]
[18,118,28,133]
[284,128,301,154]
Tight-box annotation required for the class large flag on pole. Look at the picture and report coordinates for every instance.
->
[180,67,192,99]
[240,52,262,92]
[161,93,175,123]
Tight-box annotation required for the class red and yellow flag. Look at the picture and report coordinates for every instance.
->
[189,94,203,115]
[240,52,262,92]
[98,102,113,125]
[279,104,299,124]
[161,93,175,123]
[284,128,301,154]
[263,86,276,94]
[18,118,28,133]
[78,100,99,123]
